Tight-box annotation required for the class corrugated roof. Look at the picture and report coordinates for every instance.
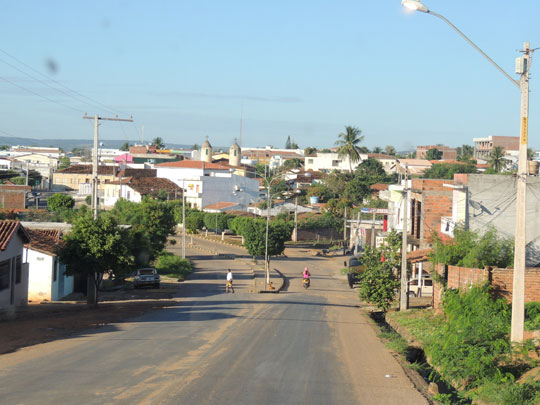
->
[0,220,30,251]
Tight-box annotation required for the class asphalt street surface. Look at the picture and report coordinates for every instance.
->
[0,237,427,404]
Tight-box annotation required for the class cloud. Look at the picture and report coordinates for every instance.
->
[148,90,302,103]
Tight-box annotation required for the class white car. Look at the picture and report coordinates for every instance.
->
[133,268,160,289]
[407,275,433,297]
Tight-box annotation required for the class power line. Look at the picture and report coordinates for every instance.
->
[0,76,84,114]
[0,48,128,116]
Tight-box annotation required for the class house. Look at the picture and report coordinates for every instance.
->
[444,173,540,266]
[416,145,457,160]
[203,202,242,213]
[25,229,72,302]
[155,160,259,210]
[473,136,519,161]
[102,176,183,207]
[0,221,30,310]
[396,159,432,176]
[304,152,361,173]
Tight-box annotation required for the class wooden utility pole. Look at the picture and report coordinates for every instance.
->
[400,168,409,311]
[83,114,133,220]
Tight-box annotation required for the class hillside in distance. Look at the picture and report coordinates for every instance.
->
[0,136,192,151]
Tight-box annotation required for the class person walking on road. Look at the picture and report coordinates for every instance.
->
[226,269,235,293]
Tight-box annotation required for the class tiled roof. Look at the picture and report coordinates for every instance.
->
[155,160,229,170]
[57,165,118,175]
[127,177,183,196]
[368,153,395,159]
[203,202,240,210]
[0,220,30,251]
[370,183,389,191]
[25,229,63,256]
[430,160,465,165]
[117,168,156,178]
[406,248,432,263]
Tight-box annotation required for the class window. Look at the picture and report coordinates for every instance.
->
[53,259,57,282]
[0,259,10,291]
[15,255,21,284]
[332,160,340,167]
[307,159,313,164]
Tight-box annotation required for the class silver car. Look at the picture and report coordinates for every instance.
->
[133,268,160,289]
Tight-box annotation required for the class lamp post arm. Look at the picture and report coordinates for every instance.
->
[429,10,520,89]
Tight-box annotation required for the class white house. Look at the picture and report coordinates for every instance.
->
[102,176,183,207]
[0,221,30,310]
[304,152,361,173]
[155,160,259,210]
[24,229,72,302]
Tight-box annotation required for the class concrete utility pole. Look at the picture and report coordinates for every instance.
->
[511,42,532,342]
[182,180,186,259]
[400,169,409,311]
[83,114,133,220]
[293,196,298,242]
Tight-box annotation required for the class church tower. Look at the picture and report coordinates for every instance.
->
[201,137,213,163]
[229,138,241,167]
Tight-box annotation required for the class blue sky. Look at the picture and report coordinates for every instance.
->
[0,1,539,151]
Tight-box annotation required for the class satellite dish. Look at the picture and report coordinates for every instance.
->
[469,200,482,210]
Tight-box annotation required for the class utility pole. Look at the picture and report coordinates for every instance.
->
[182,180,186,259]
[25,162,29,186]
[343,206,348,253]
[83,113,132,307]
[400,168,409,311]
[354,211,361,256]
[293,196,298,242]
[370,211,376,248]
[83,114,133,220]
[511,42,533,342]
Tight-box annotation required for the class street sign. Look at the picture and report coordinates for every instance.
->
[360,208,389,214]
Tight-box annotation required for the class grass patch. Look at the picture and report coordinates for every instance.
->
[155,252,192,280]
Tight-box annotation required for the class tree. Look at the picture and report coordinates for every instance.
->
[304,146,317,156]
[120,142,130,151]
[285,136,292,149]
[426,148,443,160]
[110,198,176,259]
[358,230,402,312]
[335,126,364,172]
[489,146,505,173]
[528,148,535,160]
[384,145,396,156]
[0,145,9,150]
[47,193,75,211]
[343,158,389,203]
[59,213,135,305]
[152,137,165,149]
[372,146,382,154]
[58,157,71,170]
[457,144,474,160]
[422,162,477,179]
[282,158,303,170]
[243,219,293,259]
[192,143,200,151]
[323,171,353,198]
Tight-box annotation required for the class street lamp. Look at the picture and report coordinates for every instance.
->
[402,0,533,343]
[263,168,288,289]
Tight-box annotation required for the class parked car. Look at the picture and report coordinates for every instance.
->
[407,275,433,297]
[133,268,160,289]
[344,257,364,288]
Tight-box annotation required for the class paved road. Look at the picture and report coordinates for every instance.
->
[0,238,427,404]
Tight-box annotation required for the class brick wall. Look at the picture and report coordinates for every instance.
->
[433,264,540,309]
[0,185,30,209]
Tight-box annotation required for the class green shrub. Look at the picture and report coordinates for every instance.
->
[425,285,511,389]
[156,253,192,279]
[525,302,540,331]
[475,380,540,405]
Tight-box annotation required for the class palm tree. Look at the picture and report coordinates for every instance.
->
[335,126,364,172]
[152,137,165,149]
[489,146,505,173]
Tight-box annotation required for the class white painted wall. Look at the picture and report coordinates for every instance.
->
[25,248,73,302]
[304,153,361,173]
[0,235,28,308]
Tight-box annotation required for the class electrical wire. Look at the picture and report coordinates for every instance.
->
[0,48,128,117]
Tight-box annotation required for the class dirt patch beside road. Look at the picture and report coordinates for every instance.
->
[0,280,183,356]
